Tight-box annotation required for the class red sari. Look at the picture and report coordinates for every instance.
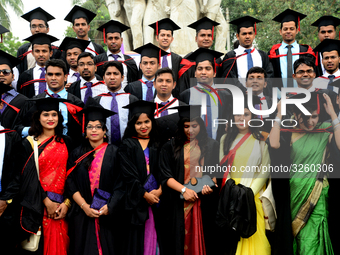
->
[39,137,69,255]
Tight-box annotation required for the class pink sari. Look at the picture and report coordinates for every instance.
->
[88,143,108,255]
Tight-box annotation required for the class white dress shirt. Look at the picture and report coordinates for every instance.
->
[33,64,46,96]
[67,68,80,84]
[154,95,178,118]
[107,50,129,89]
[80,77,107,102]
[312,69,340,94]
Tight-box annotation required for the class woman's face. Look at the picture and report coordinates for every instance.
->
[296,110,319,131]
[234,108,252,133]
[135,113,152,138]
[86,120,105,142]
[184,120,201,140]
[39,110,58,130]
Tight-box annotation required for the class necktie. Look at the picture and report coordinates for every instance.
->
[111,54,119,61]
[39,67,46,94]
[287,45,293,87]
[52,93,60,98]
[160,101,169,117]
[327,75,336,90]
[0,93,7,114]
[245,49,253,70]
[84,82,93,103]
[73,72,81,81]
[162,55,169,68]
[255,96,264,120]
[204,93,213,138]
[110,92,121,146]
[145,81,154,101]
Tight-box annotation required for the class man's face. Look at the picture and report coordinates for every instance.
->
[106,32,122,54]
[30,19,49,35]
[0,64,13,85]
[280,21,298,43]
[195,60,215,85]
[154,72,176,98]
[140,56,160,79]
[195,29,213,48]
[237,27,255,49]
[156,29,174,50]
[104,66,123,92]
[73,18,90,39]
[77,56,97,81]
[66,47,82,69]
[245,72,267,95]
[318,25,336,42]
[45,66,67,92]
[322,50,340,73]
[292,63,316,89]
[32,44,52,67]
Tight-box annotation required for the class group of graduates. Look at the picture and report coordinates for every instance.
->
[1,3,340,255]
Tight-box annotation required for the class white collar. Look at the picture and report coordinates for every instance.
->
[80,76,98,84]
[154,95,174,103]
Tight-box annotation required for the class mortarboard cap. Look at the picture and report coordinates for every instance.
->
[170,105,201,119]
[0,82,13,95]
[186,47,223,64]
[27,97,69,112]
[0,25,9,35]
[97,20,130,43]
[133,43,168,60]
[64,5,96,24]
[188,17,219,32]
[229,16,262,35]
[311,16,340,29]
[272,9,306,31]
[123,100,157,117]
[314,39,340,55]
[149,18,181,35]
[0,50,21,68]
[24,33,58,46]
[80,97,116,123]
[58,37,90,52]
[21,7,55,23]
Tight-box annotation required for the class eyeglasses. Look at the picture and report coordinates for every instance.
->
[295,70,314,75]
[0,69,11,76]
[30,25,47,29]
[78,62,95,67]
[86,125,103,130]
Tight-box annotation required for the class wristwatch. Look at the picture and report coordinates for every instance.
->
[181,187,186,195]
[6,199,12,205]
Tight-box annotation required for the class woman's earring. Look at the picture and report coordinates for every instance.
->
[85,136,88,139]
[104,134,107,138]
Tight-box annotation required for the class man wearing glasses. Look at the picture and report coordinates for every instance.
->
[67,52,107,103]
[16,7,60,75]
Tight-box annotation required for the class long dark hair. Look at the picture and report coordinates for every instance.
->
[81,119,108,169]
[122,113,159,147]
[291,104,322,129]
[29,110,64,143]
[173,116,208,166]
[223,109,263,156]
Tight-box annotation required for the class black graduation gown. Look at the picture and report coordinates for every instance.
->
[16,43,61,75]
[94,53,139,81]
[154,99,186,146]
[168,52,182,98]
[17,136,72,254]
[66,144,125,255]
[261,96,277,133]
[13,92,84,148]
[0,93,27,129]
[118,138,161,255]
[158,138,221,255]
[0,131,23,247]
[220,49,274,96]
[179,86,232,142]
[17,68,38,98]
[268,44,315,89]
[87,42,106,56]
[124,80,157,101]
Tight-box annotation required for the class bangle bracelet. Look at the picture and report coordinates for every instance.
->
[81,202,85,209]
[334,124,340,132]
[64,198,71,208]
[332,117,340,127]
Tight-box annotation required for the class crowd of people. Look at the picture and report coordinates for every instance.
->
[0,4,340,255]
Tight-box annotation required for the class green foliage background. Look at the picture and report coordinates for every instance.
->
[221,0,340,52]
[0,32,25,56]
